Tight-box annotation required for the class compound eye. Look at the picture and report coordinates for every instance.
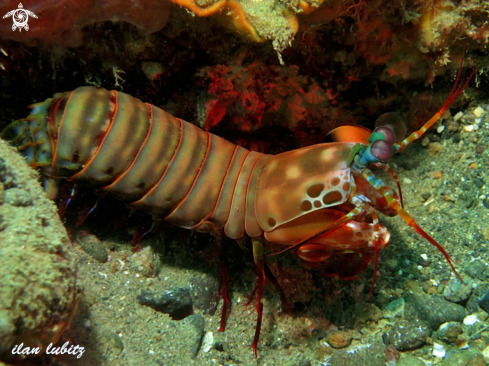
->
[374,126,396,145]
[374,112,407,142]
[371,140,392,162]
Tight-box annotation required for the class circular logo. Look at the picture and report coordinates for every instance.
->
[3,3,38,32]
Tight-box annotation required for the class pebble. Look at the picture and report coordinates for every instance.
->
[395,355,425,366]
[385,319,431,351]
[435,322,463,343]
[433,342,446,358]
[463,314,479,326]
[452,133,462,143]
[454,111,464,121]
[382,298,405,319]
[475,144,485,154]
[464,125,475,132]
[464,260,487,280]
[325,330,352,348]
[5,187,33,206]
[429,142,443,155]
[201,331,214,353]
[421,192,431,201]
[441,348,485,365]
[76,231,108,263]
[473,178,484,189]
[446,120,459,131]
[384,345,400,363]
[473,106,486,118]
[137,288,193,320]
[437,125,445,133]
[130,246,155,277]
[185,314,205,358]
[443,276,473,303]
[479,291,489,313]
[327,343,389,366]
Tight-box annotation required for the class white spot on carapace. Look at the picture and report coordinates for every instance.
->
[320,149,331,161]
[285,164,301,179]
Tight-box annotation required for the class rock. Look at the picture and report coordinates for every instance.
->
[464,260,487,281]
[76,231,108,263]
[353,303,383,323]
[328,343,389,366]
[421,192,432,201]
[405,294,466,329]
[433,342,446,358]
[441,348,485,365]
[201,331,214,353]
[396,355,426,366]
[435,322,463,344]
[473,106,486,118]
[185,314,205,358]
[463,314,480,326]
[0,142,80,359]
[326,330,352,349]
[189,274,219,315]
[137,288,193,320]
[129,246,155,277]
[385,319,431,351]
[473,178,484,189]
[478,291,489,313]
[383,345,400,364]
[382,298,405,319]
[466,295,481,314]
[443,276,473,303]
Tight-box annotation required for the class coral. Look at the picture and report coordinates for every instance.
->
[299,0,487,83]
[0,0,171,47]
[418,0,489,53]
[197,57,345,148]
[170,0,299,55]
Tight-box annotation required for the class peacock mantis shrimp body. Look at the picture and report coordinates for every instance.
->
[2,55,475,355]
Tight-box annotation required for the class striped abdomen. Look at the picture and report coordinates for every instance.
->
[15,87,269,239]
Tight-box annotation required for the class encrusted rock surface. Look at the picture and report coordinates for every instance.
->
[0,141,80,361]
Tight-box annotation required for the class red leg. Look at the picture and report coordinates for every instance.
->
[251,236,266,357]
[212,231,230,332]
